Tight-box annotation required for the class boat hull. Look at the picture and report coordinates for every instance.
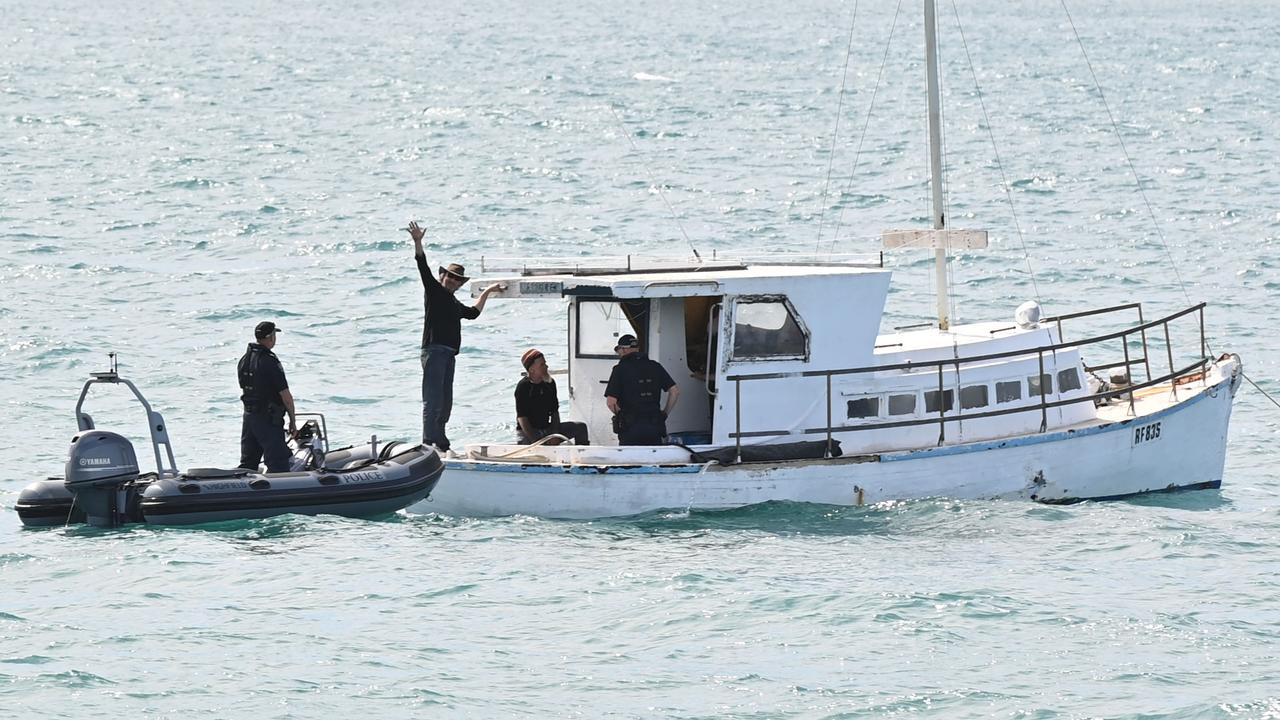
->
[415,361,1240,519]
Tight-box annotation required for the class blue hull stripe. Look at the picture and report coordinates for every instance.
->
[445,461,704,475]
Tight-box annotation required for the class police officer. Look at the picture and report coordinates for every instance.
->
[604,334,680,445]
[237,321,297,473]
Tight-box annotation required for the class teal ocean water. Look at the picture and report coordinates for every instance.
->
[3,0,1279,716]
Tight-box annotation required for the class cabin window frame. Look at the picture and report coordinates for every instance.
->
[574,298,650,360]
[887,392,919,417]
[1028,373,1054,398]
[846,396,882,420]
[1058,367,1083,393]
[924,388,955,414]
[995,380,1022,404]
[959,384,990,410]
[728,295,809,363]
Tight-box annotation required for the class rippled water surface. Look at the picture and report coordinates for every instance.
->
[3,0,1279,717]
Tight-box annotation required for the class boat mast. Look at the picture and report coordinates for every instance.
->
[923,0,949,330]
[882,2,988,310]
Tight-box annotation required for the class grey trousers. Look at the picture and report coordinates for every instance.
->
[421,344,457,450]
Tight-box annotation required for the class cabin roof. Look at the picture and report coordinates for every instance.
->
[877,321,1035,353]
[473,262,890,300]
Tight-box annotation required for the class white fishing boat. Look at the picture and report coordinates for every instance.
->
[412,0,1242,519]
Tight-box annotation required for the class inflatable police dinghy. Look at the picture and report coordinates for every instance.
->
[16,359,443,528]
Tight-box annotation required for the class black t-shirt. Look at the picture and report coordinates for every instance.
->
[515,377,560,430]
[604,354,675,417]
[416,253,480,350]
[238,343,289,412]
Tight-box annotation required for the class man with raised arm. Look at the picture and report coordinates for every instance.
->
[406,220,503,452]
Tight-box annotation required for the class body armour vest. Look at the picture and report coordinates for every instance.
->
[238,344,284,414]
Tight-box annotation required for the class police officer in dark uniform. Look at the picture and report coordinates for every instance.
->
[604,334,681,446]
[237,321,297,473]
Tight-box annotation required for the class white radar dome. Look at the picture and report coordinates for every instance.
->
[1015,301,1042,329]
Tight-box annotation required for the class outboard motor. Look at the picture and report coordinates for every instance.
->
[64,430,142,528]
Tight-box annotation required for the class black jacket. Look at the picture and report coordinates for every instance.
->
[416,253,480,350]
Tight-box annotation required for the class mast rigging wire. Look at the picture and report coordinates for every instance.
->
[950,0,1041,302]
[1061,0,1276,410]
[826,0,907,254]
[815,0,861,255]
[607,103,702,261]
[1059,0,1184,301]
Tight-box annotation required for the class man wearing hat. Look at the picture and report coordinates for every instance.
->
[604,334,680,445]
[406,221,504,451]
[237,321,296,473]
[514,349,589,446]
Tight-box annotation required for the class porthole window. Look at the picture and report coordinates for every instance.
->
[1027,373,1054,397]
[924,389,955,413]
[1058,368,1082,392]
[847,397,880,419]
[888,393,917,416]
[959,385,989,410]
[995,380,1022,403]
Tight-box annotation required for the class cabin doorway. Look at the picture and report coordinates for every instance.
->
[568,298,651,445]
[672,296,720,444]
[566,296,721,447]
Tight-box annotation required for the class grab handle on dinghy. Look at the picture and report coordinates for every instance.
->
[75,354,180,480]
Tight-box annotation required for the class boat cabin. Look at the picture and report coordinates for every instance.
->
[474,257,1094,454]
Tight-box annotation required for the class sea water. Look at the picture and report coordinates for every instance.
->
[2,0,1279,716]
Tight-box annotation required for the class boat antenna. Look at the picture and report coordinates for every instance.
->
[814,0,861,253]
[607,103,702,261]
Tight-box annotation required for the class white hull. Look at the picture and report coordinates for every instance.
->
[414,359,1240,519]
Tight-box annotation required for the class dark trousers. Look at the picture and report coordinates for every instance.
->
[421,344,457,450]
[617,413,667,446]
[519,421,590,446]
[239,412,292,473]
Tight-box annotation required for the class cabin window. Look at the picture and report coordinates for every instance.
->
[846,397,880,419]
[575,299,649,359]
[888,393,917,416]
[1058,368,1082,392]
[959,385,989,410]
[924,389,954,413]
[731,299,806,360]
[1027,373,1053,397]
[995,380,1022,403]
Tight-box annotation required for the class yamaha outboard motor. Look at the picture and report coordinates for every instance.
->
[64,430,142,528]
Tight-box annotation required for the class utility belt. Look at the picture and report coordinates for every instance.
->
[613,410,664,434]
[243,402,285,419]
